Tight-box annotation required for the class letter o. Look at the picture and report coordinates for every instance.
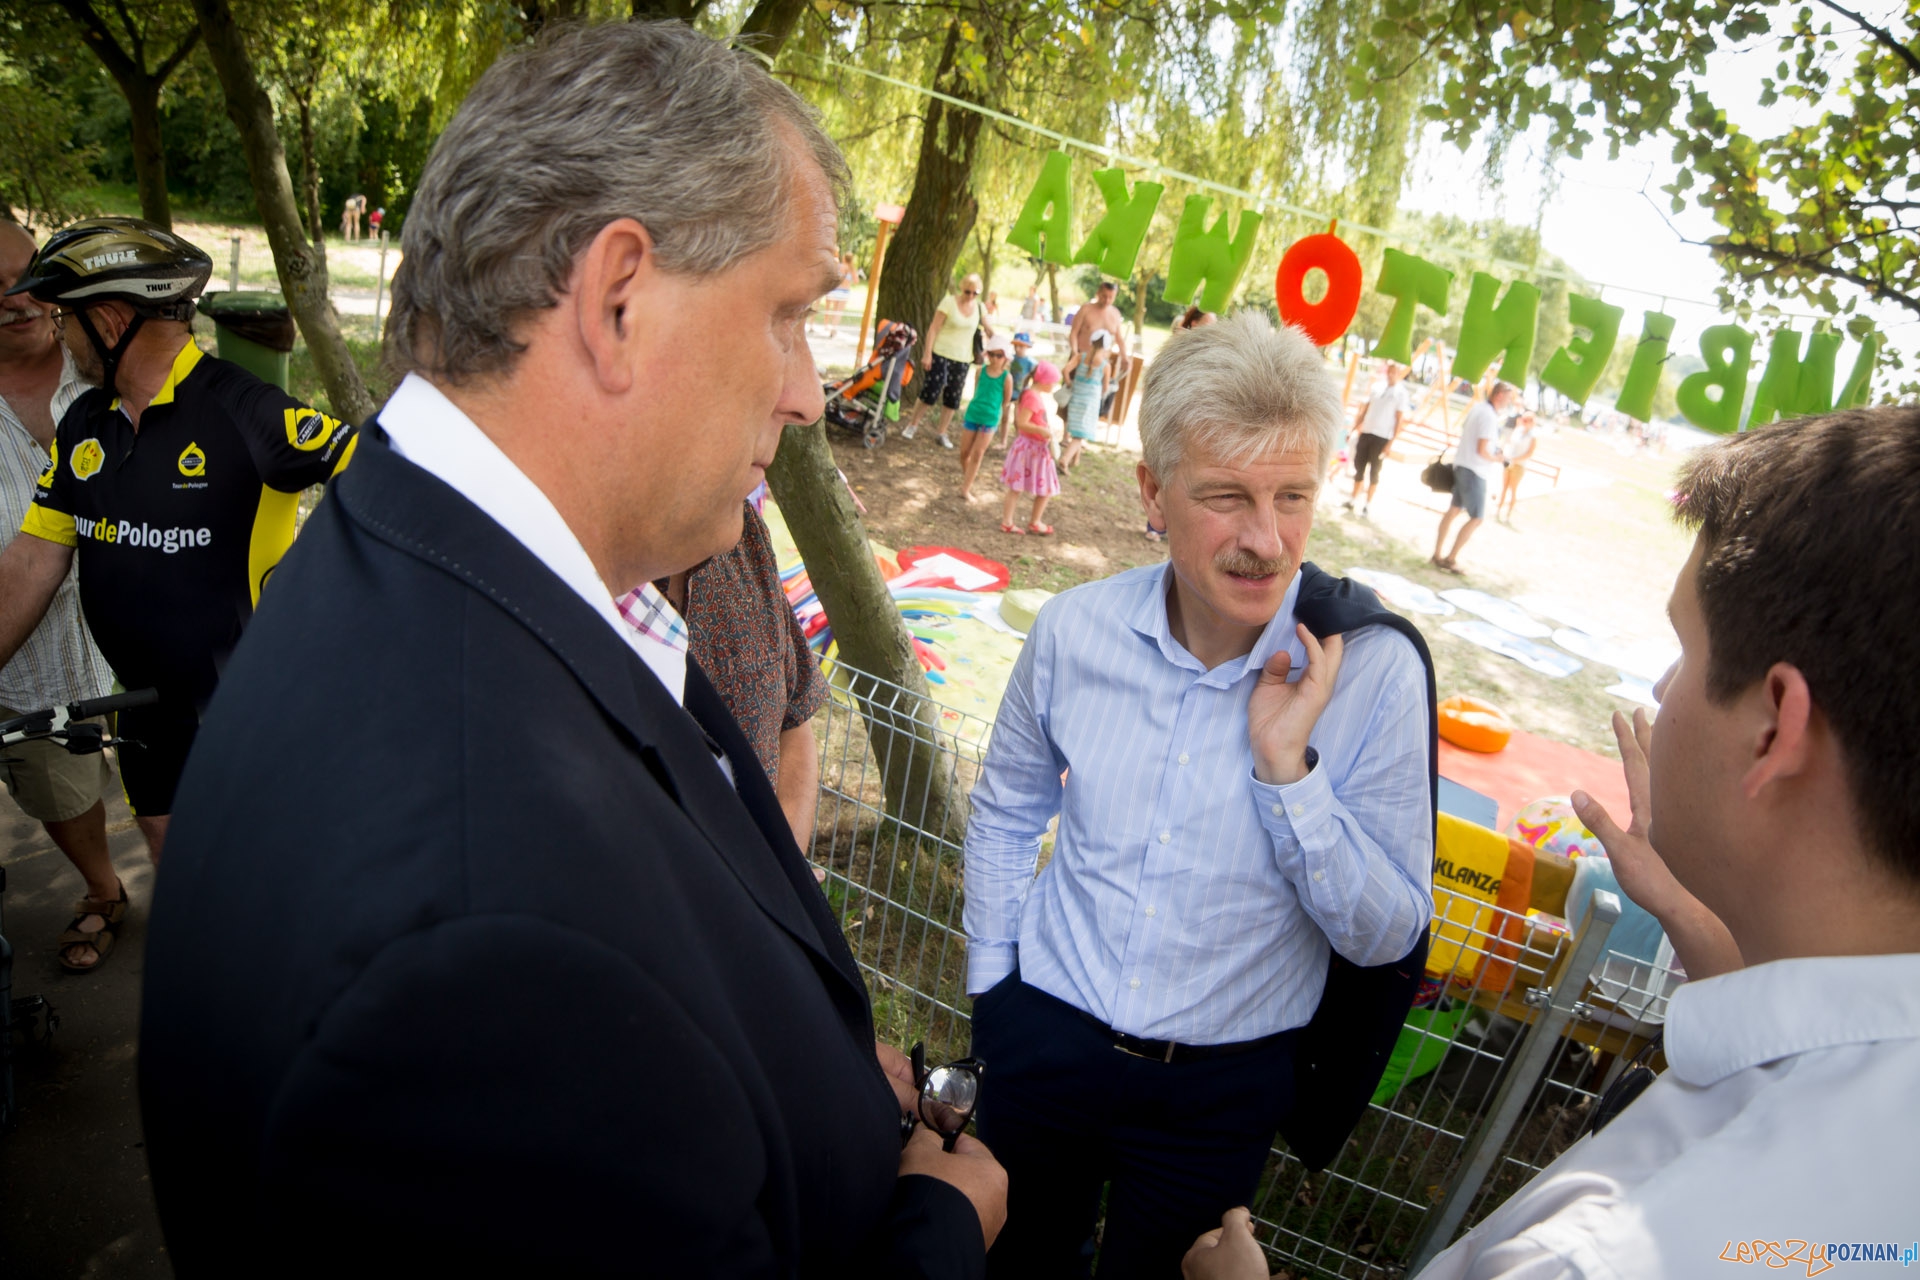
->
[1275,231,1364,347]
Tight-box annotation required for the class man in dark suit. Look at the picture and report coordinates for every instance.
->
[138,22,1004,1275]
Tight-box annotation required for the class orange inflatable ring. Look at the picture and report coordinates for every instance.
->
[1438,694,1514,753]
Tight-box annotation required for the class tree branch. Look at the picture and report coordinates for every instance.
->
[58,0,138,82]
[1711,239,1920,318]
[154,24,201,83]
[1811,0,1920,77]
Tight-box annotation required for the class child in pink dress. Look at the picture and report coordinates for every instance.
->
[1001,361,1063,535]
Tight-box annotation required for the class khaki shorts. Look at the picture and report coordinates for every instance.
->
[0,703,112,823]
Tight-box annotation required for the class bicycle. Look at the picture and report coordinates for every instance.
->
[0,688,156,1130]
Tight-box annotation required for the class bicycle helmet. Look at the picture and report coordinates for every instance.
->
[5,217,213,398]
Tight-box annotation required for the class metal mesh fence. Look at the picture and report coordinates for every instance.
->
[802,662,1679,1278]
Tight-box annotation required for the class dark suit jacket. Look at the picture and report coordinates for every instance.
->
[138,430,985,1278]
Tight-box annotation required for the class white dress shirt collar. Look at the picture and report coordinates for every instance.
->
[1663,951,1920,1087]
[1126,561,1307,682]
[377,372,688,704]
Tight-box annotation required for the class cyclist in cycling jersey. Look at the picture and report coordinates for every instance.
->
[0,217,356,858]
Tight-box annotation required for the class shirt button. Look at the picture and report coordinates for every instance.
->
[1271,803,1284,816]
[1145,906,1157,917]
[1292,803,1307,818]
[1128,978,1142,990]
[1158,830,1171,844]
[1312,870,1326,883]
[1178,752,1190,765]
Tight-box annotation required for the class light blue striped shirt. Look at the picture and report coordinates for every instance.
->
[963,562,1433,1045]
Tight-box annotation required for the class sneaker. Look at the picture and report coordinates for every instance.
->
[900,423,917,440]
[1343,498,1355,511]
[1360,505,1371,517]
[938,434,954,450]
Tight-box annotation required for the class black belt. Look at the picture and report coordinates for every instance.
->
[1078,1010,1296,1064]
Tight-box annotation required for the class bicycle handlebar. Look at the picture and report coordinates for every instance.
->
[67,689,160,720]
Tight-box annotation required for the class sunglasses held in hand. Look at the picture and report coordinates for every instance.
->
[899,1042,984,1151]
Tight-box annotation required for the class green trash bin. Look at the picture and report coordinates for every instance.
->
[196,290,297,390]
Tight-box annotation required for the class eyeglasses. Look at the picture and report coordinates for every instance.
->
[47,307,70,331]
[898,1041,985,1151]
[961,289,979,297]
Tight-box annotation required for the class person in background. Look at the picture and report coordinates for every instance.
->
[1001,333,1037,449]
[901,272,989,450]
[1057,328,1112,473]
[1495,410,1536,525]
[1430,380,1514,574]
[1000,360,1061,537]
[1345,361,1410,517]
[1171,305,1217,333]
[640,494,829,849]
[1020,286,1041,322]
[0,218,120,972]
[960,336,1013,502]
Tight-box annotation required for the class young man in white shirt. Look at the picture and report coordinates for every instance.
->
[1345,361,1410,517]
[1184,405,1920,1280]
[1431,381,1515,573]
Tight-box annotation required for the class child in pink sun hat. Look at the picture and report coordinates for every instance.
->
[1001,359,1062,535]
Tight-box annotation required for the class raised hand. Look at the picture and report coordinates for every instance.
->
[1572,708,1742,980]
[1248,624,1345,785]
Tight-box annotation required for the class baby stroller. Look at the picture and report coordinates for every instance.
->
[824,320,916,449]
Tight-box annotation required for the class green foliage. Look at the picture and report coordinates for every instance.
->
[0,57,100,223]
[1362,0,1920,384]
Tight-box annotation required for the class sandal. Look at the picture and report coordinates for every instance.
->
[58,881,128,974]
[1000,522,1025,535]
[1027,523,1055,536]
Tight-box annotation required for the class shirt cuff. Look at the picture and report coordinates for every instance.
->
[21,504,77,547]
[1251,749,1333,871]
[966,941,1017,996]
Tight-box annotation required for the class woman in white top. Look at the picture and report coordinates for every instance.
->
[1496,411,1537,524]
[900,273,992,450]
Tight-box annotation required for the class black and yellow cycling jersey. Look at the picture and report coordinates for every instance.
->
[22,340,356,706]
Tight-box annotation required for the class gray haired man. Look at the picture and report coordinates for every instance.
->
[964,314,1432,1277]
[138,22,1003,1275]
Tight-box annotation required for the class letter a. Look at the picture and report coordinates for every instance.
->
[1006,151,1076,265]
[1072,169,1163,280]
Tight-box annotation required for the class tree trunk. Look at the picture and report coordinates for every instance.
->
[874,20,985,356]
[1046,262,1059,323]
[123,74,172,229]
[191,0,374,424]
[1132,269,1147,333]
[765,422,965,844]
[973,220,997,295]
[736,0,809,51]
[295,93,327,270]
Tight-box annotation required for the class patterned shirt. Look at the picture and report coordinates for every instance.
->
[620,503,827,784]
[1,348,111,711]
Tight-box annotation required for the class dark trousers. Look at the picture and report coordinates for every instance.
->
[971,975,1297,1280]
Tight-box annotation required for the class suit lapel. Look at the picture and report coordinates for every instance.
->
[333,432,869,1013]
[681,662,865,995]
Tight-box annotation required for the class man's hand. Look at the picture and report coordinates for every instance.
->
[875,1040,918,1115]
[898,1126,1008,1250]
[1248,625,1344,785]
[1182,1207,1272,1280]
[1571,709,1743,980]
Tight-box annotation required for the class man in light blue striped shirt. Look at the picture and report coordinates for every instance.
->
[964,313,1433,1279]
